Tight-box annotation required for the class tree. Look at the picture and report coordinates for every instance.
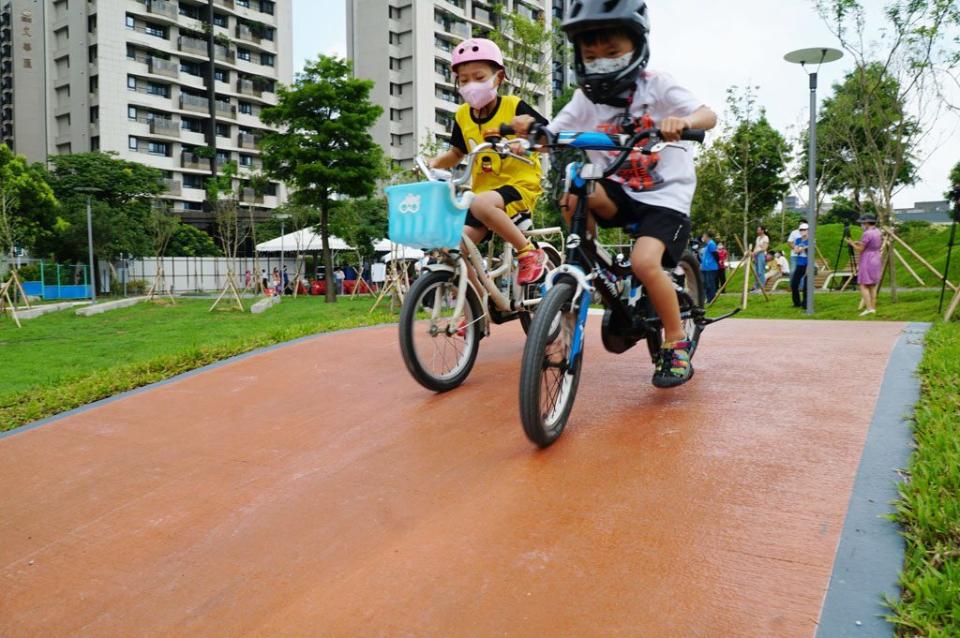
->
[0,145,58,263]
[817,0,960,300]
[166,224,222,257]
[259,56,383,303]
[208,161,248,311]
[691,87,789,256]
[43,152,165,265]
[330,197,388,264]
[488,5,556,106]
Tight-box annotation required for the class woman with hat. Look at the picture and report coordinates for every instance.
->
[846,213,882,316]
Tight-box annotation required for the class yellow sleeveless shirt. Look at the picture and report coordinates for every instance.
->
[454,95,543,217]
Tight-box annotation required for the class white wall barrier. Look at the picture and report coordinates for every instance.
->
[123,256,304,293]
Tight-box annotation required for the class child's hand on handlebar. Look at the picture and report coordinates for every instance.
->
[659,116,691,142]
[509,115,536,136]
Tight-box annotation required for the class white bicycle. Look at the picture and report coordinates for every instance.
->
[392,131,564,392]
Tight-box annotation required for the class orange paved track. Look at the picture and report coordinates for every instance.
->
[1,319,906,637]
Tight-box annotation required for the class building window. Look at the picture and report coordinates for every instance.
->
[389,6,402,19]
[260,53,274,67]
[125,15,135,29]
[181,117,202,132]
[89,76,98,92]
[183,174,204,189]
[239,101,253,115]
[239,154,253,167]
[390,108,403,121]
[236,0,250,6]
[390,83,403,96]
[389,57,402,71]
[389,32,401,45]
[126,44,137,60]
[127,76,137,90]
[214,68,228,82]
[261,27,274,41]
[91,136,100,151]
[144,22,166,38]
[260,1,275,15]
[237,48,251,62]
[213,13,227,27]
[89,106,99,123]
[128,106,137,120]
[129,136,138,150]
[146,82,169,97]
[216,123,230,137]
[216,150,231,163]
[147,141,168,155]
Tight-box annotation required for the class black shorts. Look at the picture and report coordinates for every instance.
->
[464,185,527,242]
[596,180,691,266]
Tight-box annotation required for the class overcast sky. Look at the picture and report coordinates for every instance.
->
[297,0,959,208]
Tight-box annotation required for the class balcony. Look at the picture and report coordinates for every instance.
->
[240,159,263,172]
[236,23,261,44]
[180,93,209,113]
[214,45,236,64]
[164,178,182,196]
[181,151,205,169]
[240,187,263,204]
[178,35,207,57]
[215,100,237,118]
[148,56,179,78]
[147,0,178,20]
[150,117,181,137]
[237,132,260,149]
[236,78,262,98]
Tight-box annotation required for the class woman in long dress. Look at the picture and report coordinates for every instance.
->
[847,214,883,316]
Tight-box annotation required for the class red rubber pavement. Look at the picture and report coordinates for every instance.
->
[0,319,907,636]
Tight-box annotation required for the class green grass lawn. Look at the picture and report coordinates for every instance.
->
[0,296,396,432]
[707,289,946,322]
[889,321,960,636]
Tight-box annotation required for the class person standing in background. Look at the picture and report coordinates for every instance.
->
[752,226,769,293]
[790,225,809,308]
[847,213,883,316]
[699,231,720,303]
[716,242,728,289]
[786,220,805,272]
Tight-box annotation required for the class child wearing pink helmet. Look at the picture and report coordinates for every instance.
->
[429,38,549,284]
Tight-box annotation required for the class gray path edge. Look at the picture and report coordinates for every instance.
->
[814,322,929,638]
[0,322,397,441]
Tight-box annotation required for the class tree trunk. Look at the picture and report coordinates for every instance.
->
[881,196,897,303]
[321,199,336,303]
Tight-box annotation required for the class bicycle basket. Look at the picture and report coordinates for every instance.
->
[386,181,472,249]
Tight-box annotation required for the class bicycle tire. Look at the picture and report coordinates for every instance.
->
[519,244,563,336]
[398,270,482,393]
[518,281,583,447]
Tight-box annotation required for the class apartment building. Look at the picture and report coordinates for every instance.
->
[0,0,292,227]
[347,0,553,168]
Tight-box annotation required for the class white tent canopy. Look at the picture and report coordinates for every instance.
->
[373,239,424,262]
[256,228,353,253]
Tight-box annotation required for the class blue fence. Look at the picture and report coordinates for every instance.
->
[22,263,92,300]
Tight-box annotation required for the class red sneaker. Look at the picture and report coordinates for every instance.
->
[517,248,546,285]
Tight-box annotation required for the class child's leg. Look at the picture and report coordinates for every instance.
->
[630,237,685,343]
[469,191,527,251]
[559,188,618,233]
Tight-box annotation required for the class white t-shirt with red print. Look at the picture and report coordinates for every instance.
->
[547,71,705,216]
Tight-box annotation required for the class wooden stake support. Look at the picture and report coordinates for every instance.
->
[209,271,245,312]
[146,260,176,304]
[0,270,31,328]
[884,228,957,291]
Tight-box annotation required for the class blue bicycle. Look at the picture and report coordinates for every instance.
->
[514,124,738,447]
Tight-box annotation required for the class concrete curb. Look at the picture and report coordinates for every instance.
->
[250,295,281,314]
[815,322,929,637]
[76,296,149,316]
[5,301,89,320]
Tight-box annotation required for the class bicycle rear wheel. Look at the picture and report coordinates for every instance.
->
[518,282,583,448]
[645,250,706,361]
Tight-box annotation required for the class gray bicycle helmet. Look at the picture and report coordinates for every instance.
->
[562,0,651,106]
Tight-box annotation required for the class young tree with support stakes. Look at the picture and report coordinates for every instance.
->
[259,56,383,303]
[208,162,248,312]
[816,0,959,302]
[0,145,58,325]
[145,202,178,303]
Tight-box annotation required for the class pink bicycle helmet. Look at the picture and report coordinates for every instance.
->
[451,38,505,73]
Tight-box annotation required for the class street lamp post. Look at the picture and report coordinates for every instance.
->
[74,187,103,302]
[784,47,842,315]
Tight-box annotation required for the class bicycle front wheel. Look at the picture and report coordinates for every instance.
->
[398,270,482,392]
[518,282,583,448]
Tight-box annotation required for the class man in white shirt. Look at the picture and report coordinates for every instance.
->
[787,221,807,272]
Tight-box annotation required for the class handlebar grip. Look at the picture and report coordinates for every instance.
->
[681,129,706,143]
[499,123,516,136]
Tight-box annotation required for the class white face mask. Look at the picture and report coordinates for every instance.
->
[583,51,634,75]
